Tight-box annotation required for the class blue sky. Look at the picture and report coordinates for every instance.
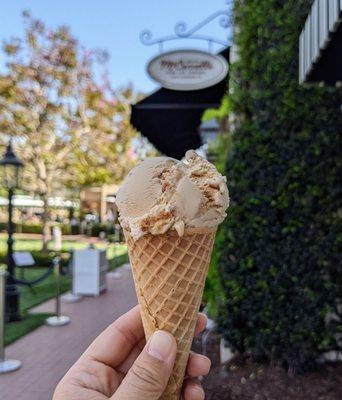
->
[1,0,231,94]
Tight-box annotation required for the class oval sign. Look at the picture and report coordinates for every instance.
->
[147,49,228,91]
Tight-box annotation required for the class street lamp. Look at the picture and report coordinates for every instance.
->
[198,118,220,162]
[0,141,23,322]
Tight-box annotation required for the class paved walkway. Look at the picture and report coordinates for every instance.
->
[0,266,137,400]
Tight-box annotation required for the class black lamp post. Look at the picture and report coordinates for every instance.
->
[0,141,23,322]
[198,118,220,162]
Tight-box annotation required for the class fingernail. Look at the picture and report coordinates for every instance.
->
[147,330,173,361]
[192,385,205,400]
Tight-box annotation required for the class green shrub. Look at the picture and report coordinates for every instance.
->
[59,224,70,235]
[0,250,70,267]
[0,222,42,234]
[19,224,43,234]
[30,250,70,267]
[203,228,225,317]
[0,222,80,235]
[107,231,124,243]
[217,0,341,372]
[57,224,80,235]
[90,223,115,237]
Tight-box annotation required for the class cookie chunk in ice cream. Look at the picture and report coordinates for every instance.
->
[116,150,229,240]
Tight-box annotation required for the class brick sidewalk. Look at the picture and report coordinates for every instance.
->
[0,266,137,400]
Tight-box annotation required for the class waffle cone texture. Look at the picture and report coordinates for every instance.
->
[124,227,216,400]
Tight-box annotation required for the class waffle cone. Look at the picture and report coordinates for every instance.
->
[124,227,216,400]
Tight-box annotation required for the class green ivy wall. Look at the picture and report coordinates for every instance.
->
[217,0,341,371]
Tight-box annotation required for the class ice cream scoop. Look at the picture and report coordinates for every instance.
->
[116,150,229,240]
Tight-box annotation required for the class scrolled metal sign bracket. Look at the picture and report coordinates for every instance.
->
[140,7,232,53]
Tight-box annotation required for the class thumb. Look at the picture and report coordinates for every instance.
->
[112,330,177,400]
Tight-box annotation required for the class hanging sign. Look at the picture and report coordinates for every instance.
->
[147,49,228,91]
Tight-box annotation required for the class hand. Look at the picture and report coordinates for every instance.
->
[53,305,211,400]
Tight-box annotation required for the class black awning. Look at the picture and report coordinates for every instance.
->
[306,22,342,85]
[131,48,229,159]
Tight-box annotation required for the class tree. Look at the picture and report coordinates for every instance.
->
[65,85,148,190]
[0,12,141,250]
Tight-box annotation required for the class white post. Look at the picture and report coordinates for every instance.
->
[53,226,62,252]
[0,270,21,373]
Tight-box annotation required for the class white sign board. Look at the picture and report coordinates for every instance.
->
[73,249,108,296]
[13,252,35,267]
[147,49,228,91]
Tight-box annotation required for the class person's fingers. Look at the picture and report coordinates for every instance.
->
[115,313,207,377]
[117,314,208,375]
[186,352,211,377]
[117,313,206,372]
[194,313,207,336]
[83,305,145,368]
[116,337,146,374]
[112,330,177,400]
[183,378,205,400]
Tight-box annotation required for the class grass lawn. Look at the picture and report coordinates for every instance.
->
[18,267,72,313]
[0,233,127,267]
[5,313,52,346]
[2,235,128,345]
[4,266,72,346]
